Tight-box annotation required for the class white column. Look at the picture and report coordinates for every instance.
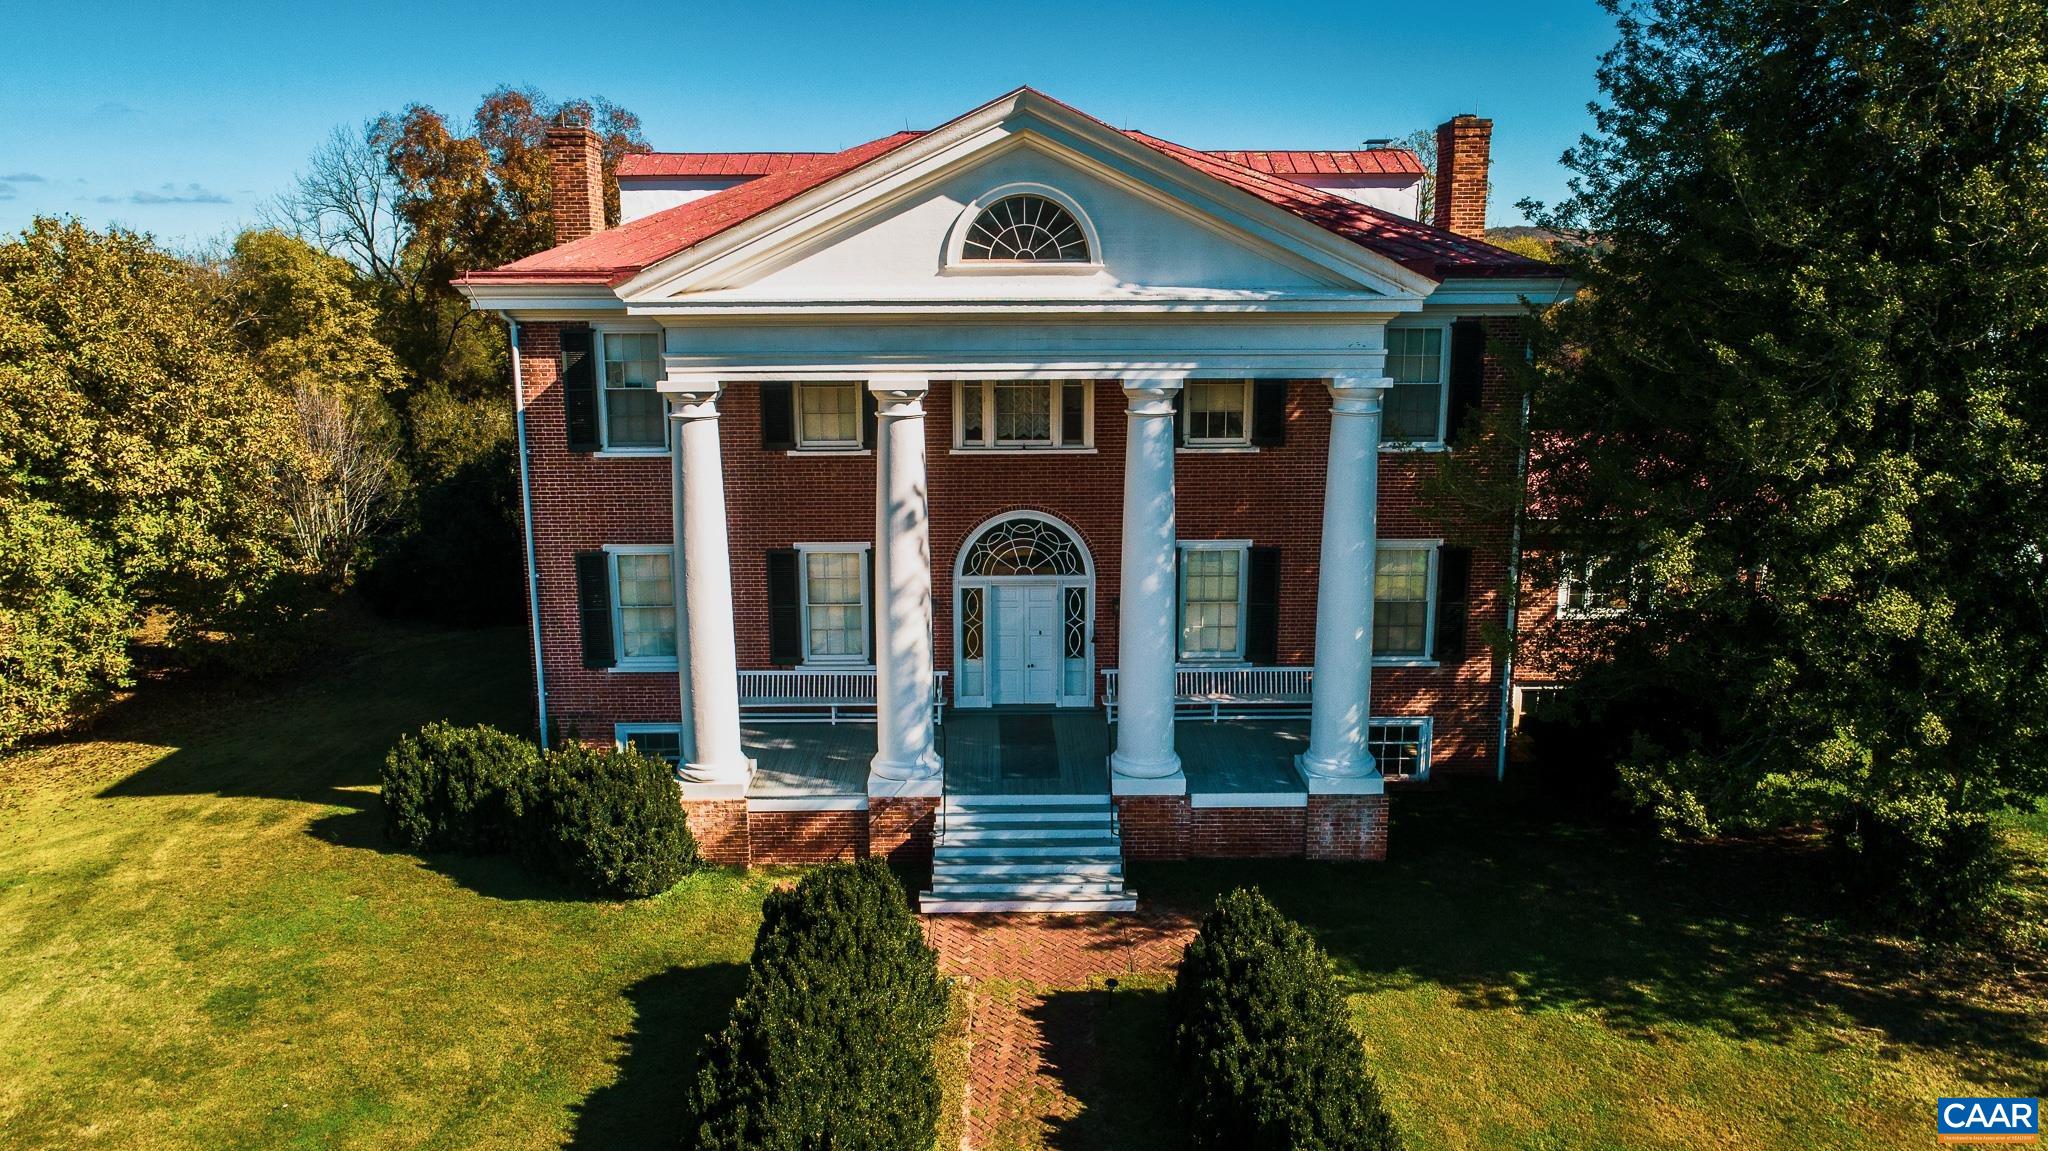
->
[667,376,753,797]
[1297,371,1392,793]
[868,376,943,795]
[1110,374,1186,793]
[667,413,696,764]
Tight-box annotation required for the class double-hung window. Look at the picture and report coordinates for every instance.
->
[599,331,665,451]
[610,546,677,667]
[1178,543,1247,661]
[799,544,869,664]
[1182,380,1250,446]
[955,380,1092,449]
[797,382,862,450]
[1560,554,1635,619]
[1372,543,1436,660]
[1381,326,1448,445]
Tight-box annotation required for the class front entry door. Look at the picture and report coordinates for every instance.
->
[991,582,1061,705]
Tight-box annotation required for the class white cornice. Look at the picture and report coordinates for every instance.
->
[1422,276,1579,312]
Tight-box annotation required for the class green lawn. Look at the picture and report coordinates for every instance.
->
[1,622,2041,1150]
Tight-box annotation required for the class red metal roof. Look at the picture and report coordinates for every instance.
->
[1208,149,1424,177]
[616,152,829,178]
[462,90,1552,288]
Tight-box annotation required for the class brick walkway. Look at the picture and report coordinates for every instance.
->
[924,912,1197,1150]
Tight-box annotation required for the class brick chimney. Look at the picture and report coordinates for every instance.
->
[547,111,605,246]
[1432,114,1493,238]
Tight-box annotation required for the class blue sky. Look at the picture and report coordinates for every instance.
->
[0,1,1616,249]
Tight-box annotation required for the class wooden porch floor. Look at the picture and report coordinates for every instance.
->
[743,710,1311,799]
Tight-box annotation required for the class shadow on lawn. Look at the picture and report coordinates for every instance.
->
[568,963,748,1151]
[90,626,573,901]
[1132,786,2048,1094]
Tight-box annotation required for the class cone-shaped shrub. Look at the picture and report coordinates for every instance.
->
[1170,887,1403,1151]
[529,741,698,898]
[690,858,949,1151]
[381,721,540,853]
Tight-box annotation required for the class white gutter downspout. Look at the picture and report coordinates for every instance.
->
[1495,331,1542,782]
[504,314,550,750]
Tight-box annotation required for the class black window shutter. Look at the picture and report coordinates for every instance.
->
[560,329,600,453]
[1251,381,1287,447]
[760,382,795,450]
[1444,319,1487,445]
[860,384,878,449]
[1171,386,1186,444]
[767,549,802,665]
[575,550,615,669]
[1245,546,1281,664]
[1433,545,1472,662]
[865,547,877,665]
[1060,382,1086,445]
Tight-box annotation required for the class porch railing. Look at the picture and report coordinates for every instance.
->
[736,668,948,727]
[1100,665,1313,723]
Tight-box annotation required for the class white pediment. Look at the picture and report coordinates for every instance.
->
[618,92,1436,313]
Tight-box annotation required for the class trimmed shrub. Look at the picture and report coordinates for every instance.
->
[381,722,540,853]
[529,741,697,898]
[1170,887,1403,1151]
[1834,799,2010,939]
[690,858,949,1151]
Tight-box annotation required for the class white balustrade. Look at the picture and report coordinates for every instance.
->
[736,669,948,727]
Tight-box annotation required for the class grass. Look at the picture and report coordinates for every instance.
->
[0,624,776,1151]
[2,620,2042,1150]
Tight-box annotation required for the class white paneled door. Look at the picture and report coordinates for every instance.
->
[991,582,1061,705]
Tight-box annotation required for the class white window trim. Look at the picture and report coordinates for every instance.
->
[1368,716,1435,779]
[614,723,684,767]
[606,544,679,672]
[795,542,873,667]
[1372,539,1440,666]
[594,326,670,455]
[1181,379,1254,448]
[792,381,866,453]
[941,182,1106,275]
[1176,540,1251,664]
[1558,555,1633,620]
[953,379,1095,451]
[1380,321,1453,450]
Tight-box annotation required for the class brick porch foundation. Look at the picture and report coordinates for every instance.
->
[681,798,751,866]
[868,796,938,865]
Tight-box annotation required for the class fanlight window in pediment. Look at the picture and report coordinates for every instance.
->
[961,194,1091,262]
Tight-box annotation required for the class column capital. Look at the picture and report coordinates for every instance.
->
[663,374,724,421]
[1121,373,1185,417]
[867,374,932,416]
[1327,373,1393,416]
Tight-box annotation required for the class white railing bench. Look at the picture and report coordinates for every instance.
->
[1100,666,1313,723]
[736,669,948,727]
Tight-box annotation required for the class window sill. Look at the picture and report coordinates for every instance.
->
[1378,442,1449,454]
[1372,657,1441,669]
[1178,444,1260,454]
[800,661,876,671]
[1558,610,1628,622]
[940,261,1107,277]
[1175,659,1252,669]
[786,447,872,457]
[949,447,1099,456]
[593,448,671,459]
[609,660,679,674]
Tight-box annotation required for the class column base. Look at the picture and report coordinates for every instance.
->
[1109,761,1188,797]
[866,769,943,799]
[1293,752,1386,795]
[869,747,943,783]
[1109,749,1183,782]
[679,757,756,801]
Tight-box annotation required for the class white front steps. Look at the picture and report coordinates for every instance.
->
[920,794,1137,913]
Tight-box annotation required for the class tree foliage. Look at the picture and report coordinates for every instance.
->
[0,218,301,641]
[1471,0,2048,930]
[0,497,133,746]
[1170,888,1403,1151]
[690,859,949,1151]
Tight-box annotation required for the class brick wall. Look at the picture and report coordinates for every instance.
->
[1189,806,1307,859]
[748,810,866,864]
[516,318,1523,781]
[1113,795,1191,861]
[682,798,750,865]
[1305,794,1390,861]
[1432,116,1492,238]
[868,797,937,865]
